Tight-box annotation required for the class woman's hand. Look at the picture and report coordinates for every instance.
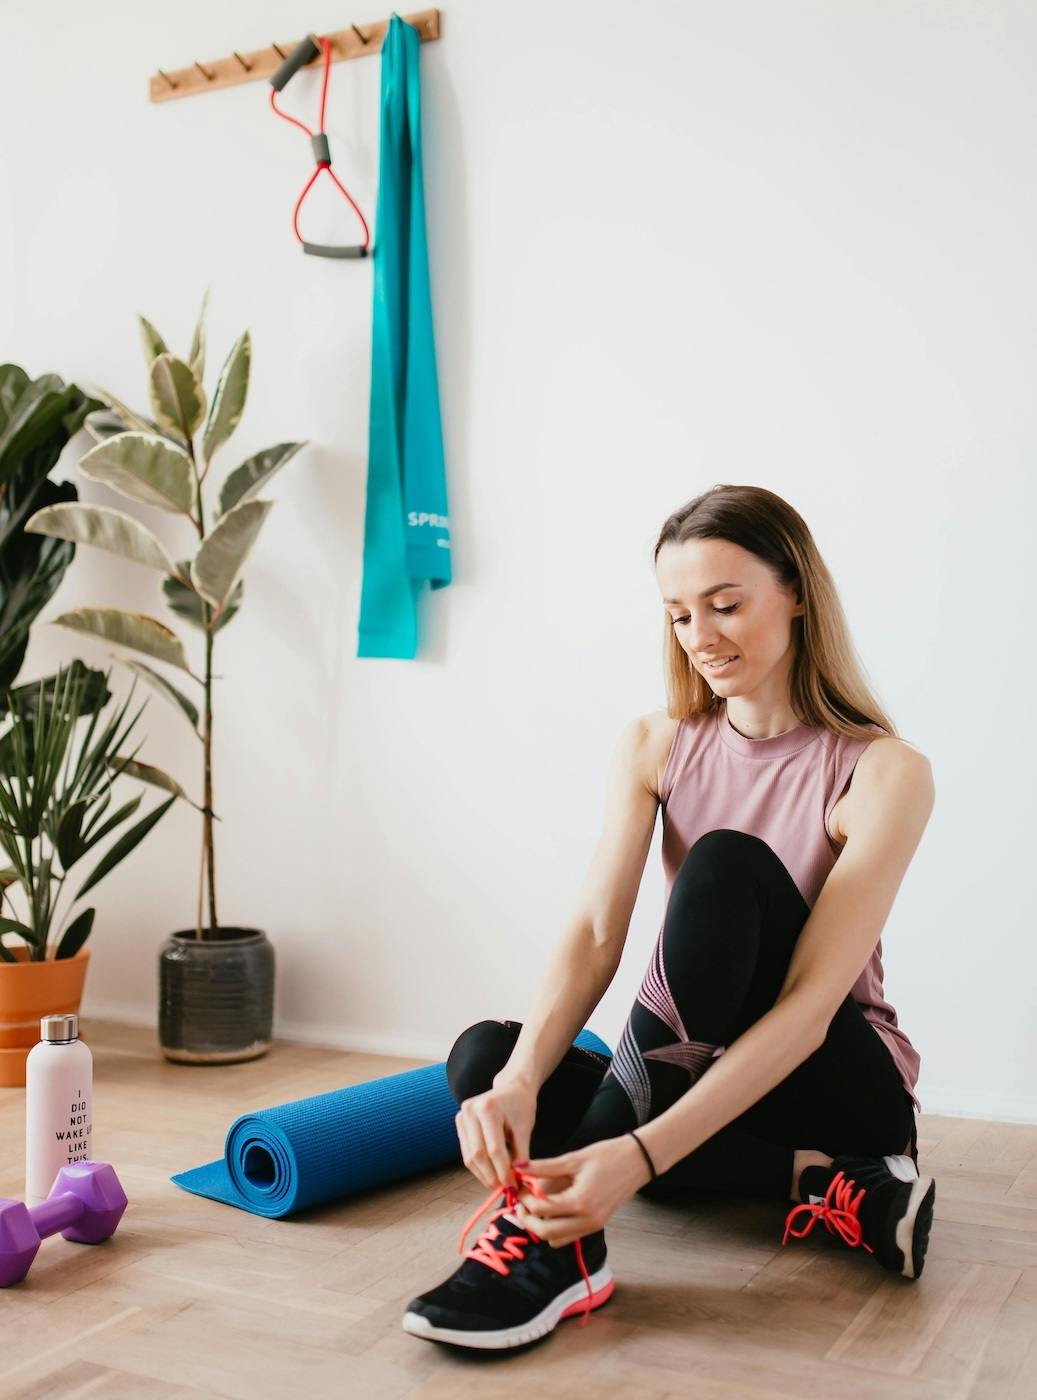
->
[512,1135,653,1246]
[455,1082,538,1191]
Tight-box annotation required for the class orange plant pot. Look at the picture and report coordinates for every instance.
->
[0,949,89,1087]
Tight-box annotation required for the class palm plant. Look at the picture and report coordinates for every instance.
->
[0,665,180,962]
[25,298,303,940]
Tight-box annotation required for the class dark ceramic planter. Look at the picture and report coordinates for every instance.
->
[158,927,275,1064]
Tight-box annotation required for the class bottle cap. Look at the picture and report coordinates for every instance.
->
[40,1014,78,1042]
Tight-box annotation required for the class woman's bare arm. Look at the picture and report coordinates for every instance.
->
[497,714,669,1090]
[455,712,672,1188]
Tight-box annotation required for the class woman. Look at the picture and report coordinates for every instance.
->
[403,485,935,1351]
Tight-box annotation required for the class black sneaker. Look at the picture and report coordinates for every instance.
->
[783,1153,936,1279]
[402,1188,613,1349]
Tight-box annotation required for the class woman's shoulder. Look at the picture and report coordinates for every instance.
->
[833,734,935,843]
[614,710,682,797]
[853,733,933,785]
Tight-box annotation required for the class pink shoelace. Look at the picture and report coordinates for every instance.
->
[782,1170,874,1254]
[457,1168,595,1325]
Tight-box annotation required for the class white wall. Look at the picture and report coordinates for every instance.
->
[2,1,1034,1119]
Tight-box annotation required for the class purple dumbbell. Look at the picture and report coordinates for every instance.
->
[0,1161,127,1287]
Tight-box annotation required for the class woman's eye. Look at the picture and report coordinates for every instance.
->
[671,605,736,626]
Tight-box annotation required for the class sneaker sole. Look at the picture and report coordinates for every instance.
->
[401,1263,615,1349]
[894,1175,936,1279]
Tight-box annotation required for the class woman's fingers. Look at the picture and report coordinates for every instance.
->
[455,1107,504,1189]
[516,1183,575,1216]
[521,1154,576,1188]
[514,1200,597,1246]
[456,1095,530,1190]
[511,1129,531,1169]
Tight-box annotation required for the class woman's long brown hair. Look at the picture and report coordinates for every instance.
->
[655,485,896,739]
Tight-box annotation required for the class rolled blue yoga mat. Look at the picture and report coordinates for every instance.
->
[171,1029,612,1219]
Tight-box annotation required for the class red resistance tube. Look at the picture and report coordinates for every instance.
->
[270,36,371,255]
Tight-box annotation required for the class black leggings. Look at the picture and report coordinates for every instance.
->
[448,830,916,1202]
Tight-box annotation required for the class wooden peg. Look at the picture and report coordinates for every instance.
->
[150,10,441,104]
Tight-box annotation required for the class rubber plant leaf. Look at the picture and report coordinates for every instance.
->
[84,409,135,445]
[163,567,242,635]
[6,662,110,720]
[149,354,207,442]
[0,373,77,489]
[51,608,191,673]
[79,433,195,515]
[62,389,102,439]
[119,659,199,732]
[0,363,29,429]
[202,330,250,463]
[218,441,306,517]
[25,502,178,575]
[0,477,77,691]
[115,757,197,808]
[189,290,209,381]
[91,387,159,436]
[54,906,95,961]
[191,499,272,613]
[75,794,176,899]
[138,315,169,367]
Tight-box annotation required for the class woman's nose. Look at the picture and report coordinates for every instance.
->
[686,612,719,651]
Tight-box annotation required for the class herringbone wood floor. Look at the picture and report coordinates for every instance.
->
[1,1021,1035,1399]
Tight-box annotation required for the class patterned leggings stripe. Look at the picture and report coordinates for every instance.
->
[606,1021,653,1126]
[635,935,688,1042]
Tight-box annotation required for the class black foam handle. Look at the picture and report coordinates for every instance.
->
[270,35,321,92]
[311,133,331,165]
[302,243,370,259]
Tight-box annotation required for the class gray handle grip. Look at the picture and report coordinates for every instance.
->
[270,35,321,92]
[302,243,370,260]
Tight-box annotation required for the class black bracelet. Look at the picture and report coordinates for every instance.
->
[628,1130,657,1182]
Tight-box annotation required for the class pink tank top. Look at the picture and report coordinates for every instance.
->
[660,708,920,1106]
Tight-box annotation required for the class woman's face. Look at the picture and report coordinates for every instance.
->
[656,537,804,709]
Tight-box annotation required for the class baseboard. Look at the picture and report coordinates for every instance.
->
[916,1084,1037,1125]
[271,1018,452,1063]
[81,999,156,1030]
[80,998,452,1065]
[81,1001,1036,1121]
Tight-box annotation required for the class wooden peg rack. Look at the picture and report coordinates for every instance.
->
[150,9,441,104]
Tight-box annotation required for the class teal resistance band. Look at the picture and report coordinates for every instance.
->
[357,15,450,660]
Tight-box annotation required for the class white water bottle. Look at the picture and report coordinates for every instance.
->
[25,1014,93,1205]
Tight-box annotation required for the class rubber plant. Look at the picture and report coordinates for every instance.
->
[0,365,101,691]
[0,664,182,962]
[25,298,304,940]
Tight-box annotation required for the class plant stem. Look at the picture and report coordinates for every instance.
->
[195,791,206,941]
[23,832,38,960]
[189,442,218,940]
[203,623,216,934]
